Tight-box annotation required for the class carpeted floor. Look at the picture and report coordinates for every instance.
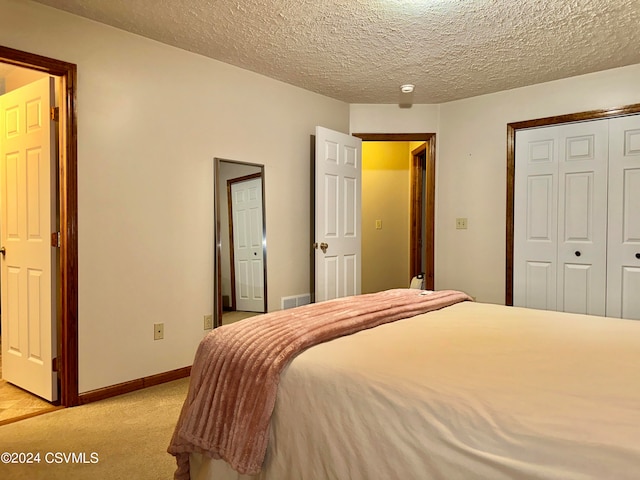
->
[222,310,261,325]
[0,377,190,480]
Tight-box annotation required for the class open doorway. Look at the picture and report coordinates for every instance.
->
[0,45,79,410]
[0,67,61,423]
[354,133,435,293]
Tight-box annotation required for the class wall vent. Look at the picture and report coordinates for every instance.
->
[281,293,311,310]
[282,297,297,310]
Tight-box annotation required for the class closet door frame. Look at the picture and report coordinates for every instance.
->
[506,102,640,306]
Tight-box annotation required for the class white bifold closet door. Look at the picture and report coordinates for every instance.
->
[514,120,608,316]
[514,114,640,319]
[606,116,640,319]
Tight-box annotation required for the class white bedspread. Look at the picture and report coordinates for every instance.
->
[190,302,640,480]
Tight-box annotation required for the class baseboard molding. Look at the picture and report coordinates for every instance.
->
[77,366,191,405]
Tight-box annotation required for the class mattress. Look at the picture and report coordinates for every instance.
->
[187,301,640,480]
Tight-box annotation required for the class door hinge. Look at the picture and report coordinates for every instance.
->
[50,106,60,122]
[52,357,58,372]
[51,231,61,248]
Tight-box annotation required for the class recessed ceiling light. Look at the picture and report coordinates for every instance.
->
[400,84,415,93]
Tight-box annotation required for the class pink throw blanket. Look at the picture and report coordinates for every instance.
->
[168,289,471,478]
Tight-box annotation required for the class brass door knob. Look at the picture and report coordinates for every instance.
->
[320,242,328,253]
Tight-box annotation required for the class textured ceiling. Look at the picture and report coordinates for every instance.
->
[31,0,640,104]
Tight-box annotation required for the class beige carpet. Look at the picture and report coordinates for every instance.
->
[222,310,261,325]
[0,377,190,480]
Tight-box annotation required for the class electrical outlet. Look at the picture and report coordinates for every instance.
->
[204,314,213,330]
[456,217,468,229]
[154,323,164,340]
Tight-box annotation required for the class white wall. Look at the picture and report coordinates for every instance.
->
[353,64,640,304]
[0,0,349,392]
[350,104,439,134]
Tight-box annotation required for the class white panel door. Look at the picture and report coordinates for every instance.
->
[607,115,640,319]
[514,128,559,310]
[315,126,362,302]
[0,77,57,401]
[515,121,608,315]
[556,121,608,315]
[231,177,264,312]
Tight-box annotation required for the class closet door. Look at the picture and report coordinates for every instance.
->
[556,121,608,316]
[607,116,640,319]
[514,127,559,310]
[514,121,608,315]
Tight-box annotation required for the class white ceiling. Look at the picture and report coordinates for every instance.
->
[31,0,640,104]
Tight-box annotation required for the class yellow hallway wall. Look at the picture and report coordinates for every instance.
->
[361,142,411,293]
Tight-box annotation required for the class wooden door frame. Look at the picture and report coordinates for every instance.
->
[353,133,435,290]
[505,102,640,306]
[226,172,263,312]
[0,45,79,407]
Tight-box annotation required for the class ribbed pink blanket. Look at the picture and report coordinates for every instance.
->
[168,289,471,479]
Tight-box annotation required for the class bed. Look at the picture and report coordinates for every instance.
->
[169,289,640,480]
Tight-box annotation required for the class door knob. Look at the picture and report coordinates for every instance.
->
[320,242,328,253]
[0,246,5,257]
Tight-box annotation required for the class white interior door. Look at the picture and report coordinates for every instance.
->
[314,126,362,302]
[514,120,608,315]
[514,127,559,310]
[231,177,264,312]
[607,115,640,319]
[0,77,58,401]
[556,121,608,316]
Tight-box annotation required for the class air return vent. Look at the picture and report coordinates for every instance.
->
[281,294,311,310]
